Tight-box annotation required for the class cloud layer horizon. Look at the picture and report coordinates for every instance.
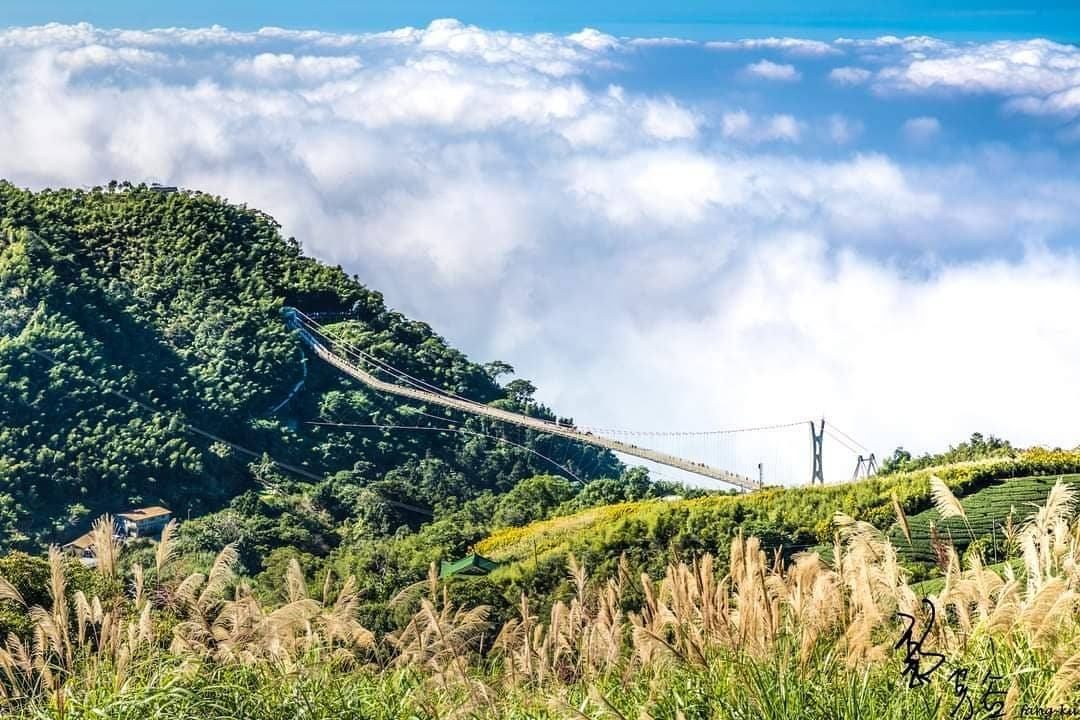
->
[3,19,1079,485]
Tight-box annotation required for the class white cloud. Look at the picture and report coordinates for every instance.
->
[721,111,802,144]
[628,37,697,48]
[232,53,363,83]
[560,110,620,147]
[1,21,1080,482]
[642,98,699,140]
[1006,86,1080,119]
[825,114,861,144]
[877,39,1080,96]
[866,38,1080,120]
[744,59,801,82]
[708,37,839,57]
[567,149,731,226]
[53,44,167,71]
[412,20,617,75]
[902,116,941,143]
[835,35,947,53]
[829,66,872,85]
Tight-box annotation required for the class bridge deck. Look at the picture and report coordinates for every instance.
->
[287,309,757,491]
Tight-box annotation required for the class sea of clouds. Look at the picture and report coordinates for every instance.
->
[3,19,1080,484]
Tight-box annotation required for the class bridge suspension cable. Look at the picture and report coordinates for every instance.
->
[286,308,759,490]
[823,426,864,456]
[825,422,872,454]
[576,419,812,438]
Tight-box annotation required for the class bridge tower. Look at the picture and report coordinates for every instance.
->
[850,453,878,481]
[810,419,825,485]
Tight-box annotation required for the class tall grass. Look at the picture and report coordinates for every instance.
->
[2,483,1079,718]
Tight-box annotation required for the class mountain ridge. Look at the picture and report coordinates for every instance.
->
[0,181,622,552]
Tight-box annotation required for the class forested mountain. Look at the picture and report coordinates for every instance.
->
[3,185,1080,719]
[0,182,650,570]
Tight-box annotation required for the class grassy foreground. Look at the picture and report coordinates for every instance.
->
[2,480,1080,718]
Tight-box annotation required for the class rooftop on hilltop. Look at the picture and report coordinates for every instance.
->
[62,532,95,551]
[117,506,172,521]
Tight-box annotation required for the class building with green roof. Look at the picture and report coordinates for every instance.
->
[439,553,499,578]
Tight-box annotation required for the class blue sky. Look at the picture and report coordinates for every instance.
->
[1,12,1080,483]
[2,1,1080,40]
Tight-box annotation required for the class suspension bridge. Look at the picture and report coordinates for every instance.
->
[17,228,873,511]
[285,308,877,491]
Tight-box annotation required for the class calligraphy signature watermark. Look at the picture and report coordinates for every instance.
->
[895,599,1005,720]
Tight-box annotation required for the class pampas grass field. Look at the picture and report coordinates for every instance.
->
[2,481,1079,719]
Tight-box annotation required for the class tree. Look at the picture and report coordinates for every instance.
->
[879,433,1015,475]
[483,360,515,383]
[880,447,913,475]
[494,475,575,528]
[504,379,537,405]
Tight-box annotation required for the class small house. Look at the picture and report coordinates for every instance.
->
[439,553,499,579]
[117,506,172,538]
[62,532,96,559]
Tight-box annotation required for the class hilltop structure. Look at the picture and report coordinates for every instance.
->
[117,506,172,537]
[61,532,97,560]
[61,506,173,561]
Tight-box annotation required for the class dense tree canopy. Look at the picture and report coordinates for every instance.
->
[0,182,632,560]
[878,432,1016,475]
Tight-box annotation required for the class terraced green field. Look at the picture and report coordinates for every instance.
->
[888,473,1080,563]
[470,452,1080,598]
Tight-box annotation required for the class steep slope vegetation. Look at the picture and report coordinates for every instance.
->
[0,182,621,550]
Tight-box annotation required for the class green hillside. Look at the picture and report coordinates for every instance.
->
[476,448,1080,590]
[4,180,1079,624]
[0,181,628,562]
[1,189,1079,719]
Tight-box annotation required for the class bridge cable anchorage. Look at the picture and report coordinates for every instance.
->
[265,347,308,416]
[23,344,433,518]
[285,308,759,491]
